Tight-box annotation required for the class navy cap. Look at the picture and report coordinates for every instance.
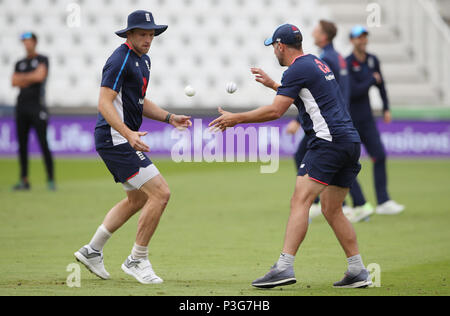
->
[264,24,303,46]
[116,10,168,38]
[350,25,369,38]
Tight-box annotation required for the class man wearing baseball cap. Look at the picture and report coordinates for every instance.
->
[11,32,55,191]
[346,25,405,216]
[211,23,372,289]
[74,10,192,285]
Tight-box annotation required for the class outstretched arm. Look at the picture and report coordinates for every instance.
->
[143,99,192,129]
[251,68,281,91]
[209,95,294,132]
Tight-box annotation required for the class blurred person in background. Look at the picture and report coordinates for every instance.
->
[346,25,404,216]
[11,32,55,191]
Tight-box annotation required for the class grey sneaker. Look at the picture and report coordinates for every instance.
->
[74,245,110,280]
[252,264,296,289]
[333,269,372,288]
[121,255,163,285]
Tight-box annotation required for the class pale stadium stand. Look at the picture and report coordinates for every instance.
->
[0,0,449,110]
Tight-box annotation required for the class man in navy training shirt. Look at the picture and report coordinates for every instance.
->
[346,25,404,216]
[74,10,192,285]
[11,32,55,191]
[210,24,373,289]
[257,20,361,223]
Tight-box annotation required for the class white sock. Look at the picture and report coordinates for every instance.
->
[347,254,365,276]
[131,243,148,260]
[276,253,295,270]
[88,224,112,252]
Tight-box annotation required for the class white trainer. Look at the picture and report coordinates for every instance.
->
[342,205,354,217]
[309,203,322,219]
[74,245,110,280]
[121,256,163,285]
[345,203,374,223]
[376,200,405,215]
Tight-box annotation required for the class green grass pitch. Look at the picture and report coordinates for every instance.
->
[0,157,449,296]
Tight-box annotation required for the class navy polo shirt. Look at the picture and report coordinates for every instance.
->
[95,43,151,149]
[277,54,360,145]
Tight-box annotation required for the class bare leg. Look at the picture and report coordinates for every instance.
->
[135,175,171,247]
[74,188,149,280]
[321,185,359,258]
[102,189,148,233]
[282,175,326,256]
[252,175,326,288]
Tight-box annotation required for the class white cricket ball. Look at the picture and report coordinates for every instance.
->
[184,85,196,97]
[226,82,237,94]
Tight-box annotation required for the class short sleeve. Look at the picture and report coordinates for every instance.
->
[39,56,49,69]
[14,61,21,73]
[277,67,306,99]
[101,51,129,92]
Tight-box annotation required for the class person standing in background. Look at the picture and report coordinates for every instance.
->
[346,25,404,215]
[11,32,55,191]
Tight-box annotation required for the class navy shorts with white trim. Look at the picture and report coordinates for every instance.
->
[97,142,152,184]
[298,139,361,188]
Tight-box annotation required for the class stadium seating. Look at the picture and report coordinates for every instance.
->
[0,0,448,109]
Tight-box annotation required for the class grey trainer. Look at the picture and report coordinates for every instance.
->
[333,269,372,288]
[252,264,296,289]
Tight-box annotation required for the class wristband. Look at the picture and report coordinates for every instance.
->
[165,113,173,124]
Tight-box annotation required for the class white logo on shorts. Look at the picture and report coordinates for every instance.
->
[300,164,305,168]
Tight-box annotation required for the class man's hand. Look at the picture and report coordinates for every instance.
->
[126,131,150,152]
[209,107,240,132]
[251,68,280,91]
[170,115,192,130]
[373,72,382,85]
[286,120,301,135]
[383,110,392,124]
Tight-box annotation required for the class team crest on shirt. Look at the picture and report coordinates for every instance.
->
[352,60,361,72]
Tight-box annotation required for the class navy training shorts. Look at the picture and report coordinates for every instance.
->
[298,139,361,188]
[97,142,159,190]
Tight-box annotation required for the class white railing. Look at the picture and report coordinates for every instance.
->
[381,0,450,105]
